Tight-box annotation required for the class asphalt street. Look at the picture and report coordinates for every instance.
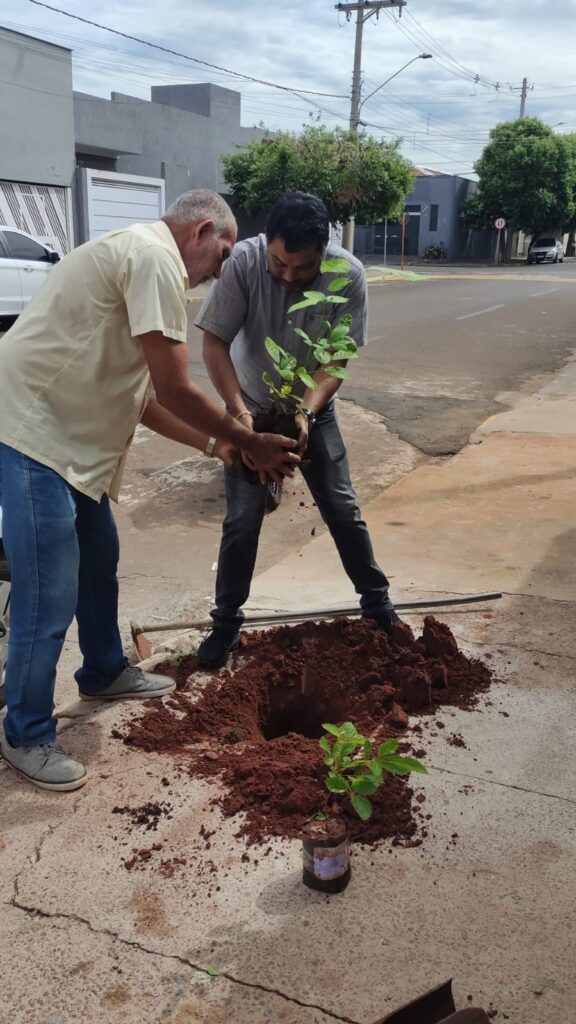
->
[187,261,576,456]
[344,261,576,454]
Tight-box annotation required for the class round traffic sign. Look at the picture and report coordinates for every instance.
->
[494,217,506,230]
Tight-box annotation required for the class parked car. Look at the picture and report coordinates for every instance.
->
[527,236,564,264]
[0,226,60,322]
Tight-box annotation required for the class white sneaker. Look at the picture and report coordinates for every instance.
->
[0,733,87,792]
[79,664,175,701]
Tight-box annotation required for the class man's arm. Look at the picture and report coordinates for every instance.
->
[294,363,347,456]
[137,332,297,482]
[203,330,250,418]
[140,396,236,465]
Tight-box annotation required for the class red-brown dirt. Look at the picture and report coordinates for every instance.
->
[119,616,493,846]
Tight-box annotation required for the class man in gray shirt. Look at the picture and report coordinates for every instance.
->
[195,190,399,667]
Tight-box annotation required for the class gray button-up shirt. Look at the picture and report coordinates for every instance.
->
[194,234,368,413]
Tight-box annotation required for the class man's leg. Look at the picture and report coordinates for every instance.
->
[73,493,174,701]
[0,445,79,747]
[301,405,398,626]
[198,465,267,667]
[0,444,87,790]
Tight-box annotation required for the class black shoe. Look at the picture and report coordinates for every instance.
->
[364,607,401,634]
[197,627,241,669]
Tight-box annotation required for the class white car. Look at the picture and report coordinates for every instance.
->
[527,236,564,264]
[0,226,60,321]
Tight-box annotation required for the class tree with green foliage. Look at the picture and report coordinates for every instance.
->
[563,133,576,253]
[222,123,414,225]
[461,118,575,236]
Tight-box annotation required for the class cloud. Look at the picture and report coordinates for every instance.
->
[2,0,575,175]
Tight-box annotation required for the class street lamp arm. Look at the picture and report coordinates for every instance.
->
[359,53,432,111]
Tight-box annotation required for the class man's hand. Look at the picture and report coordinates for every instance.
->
[294,412,310,458]
[214,441,238,466]
[245,432,299,484]
[238,412,258,471]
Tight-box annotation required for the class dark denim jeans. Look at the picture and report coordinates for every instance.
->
[212,403,393,630]
[0,444,127,747]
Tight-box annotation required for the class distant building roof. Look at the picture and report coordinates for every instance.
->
[412,166,446,176]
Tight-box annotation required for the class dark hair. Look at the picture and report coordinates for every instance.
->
[265,191,329,252]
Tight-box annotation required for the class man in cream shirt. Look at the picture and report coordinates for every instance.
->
[0,189,297,792]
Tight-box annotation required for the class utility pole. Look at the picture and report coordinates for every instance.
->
[336,0,407,252]
[512,77,533,119]
[519,77,528,118]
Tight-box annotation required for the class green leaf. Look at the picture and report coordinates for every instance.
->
[363,739,373,758]
[395,756,427,774]
[303,290,327,302]
[296,368,316,389]
[287,297,318,313]
[205,966,219,977]
[326,774,349,793]
[319,736,332,754]
[314,349,332,365]
[320,257,351,274]
[322,723,341,737]
[330,325,351,340]
[262,371,275,388]
[293,327,312,343]
[380,755,426,776]
[327,277,350,293]
[264,336,282,362]
[378,740,399,758]
[324,366,348,380]
[341,722,361,739]
[325,295,348,305]
[278,369,294,382]
[350,777,378,795]
[339,741,360,757]
[351,793,373,820]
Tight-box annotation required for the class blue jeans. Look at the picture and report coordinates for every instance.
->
[0,444,127,747]
[212,403,393,630]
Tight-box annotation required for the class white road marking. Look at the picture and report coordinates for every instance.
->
[530,288,559,298]
[456,304,505,321]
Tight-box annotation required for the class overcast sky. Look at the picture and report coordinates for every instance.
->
[4,0,576,176]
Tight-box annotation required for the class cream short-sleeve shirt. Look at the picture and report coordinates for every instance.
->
[0,221,188,501]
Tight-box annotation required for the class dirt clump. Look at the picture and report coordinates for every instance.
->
[119,616,493,846]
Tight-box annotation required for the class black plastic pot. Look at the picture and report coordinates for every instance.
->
[301,817,351,893]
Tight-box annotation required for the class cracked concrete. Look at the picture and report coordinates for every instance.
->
[2,341,576,1021]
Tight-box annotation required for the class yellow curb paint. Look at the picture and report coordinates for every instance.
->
[367,273,576,285]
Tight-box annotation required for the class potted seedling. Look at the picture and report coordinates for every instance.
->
[239,258,359,494]
[261,257,358,432]
[302,722,427,893]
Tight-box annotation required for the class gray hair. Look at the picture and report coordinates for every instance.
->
[163,189,235,236]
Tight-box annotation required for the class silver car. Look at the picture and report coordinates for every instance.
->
[527,236,564,264]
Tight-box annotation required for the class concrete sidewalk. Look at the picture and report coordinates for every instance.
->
[2,365,576,1022]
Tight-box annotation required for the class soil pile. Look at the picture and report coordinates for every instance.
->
[120,616,493,846]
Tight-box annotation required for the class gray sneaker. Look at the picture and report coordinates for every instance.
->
[0,733,87,792]
[79,664,176,702]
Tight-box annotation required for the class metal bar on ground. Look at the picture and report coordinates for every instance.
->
[131,591,502,637]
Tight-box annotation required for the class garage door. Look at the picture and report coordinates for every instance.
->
[85,169,165,239]
[0,180,72,254]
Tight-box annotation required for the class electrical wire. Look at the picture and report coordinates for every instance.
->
[26,0,349,99]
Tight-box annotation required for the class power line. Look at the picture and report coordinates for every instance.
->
[25,0,349,99]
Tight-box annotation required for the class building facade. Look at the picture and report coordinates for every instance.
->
[0,26,75,253]
[355,170,479,262]
[0,26,263,249]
